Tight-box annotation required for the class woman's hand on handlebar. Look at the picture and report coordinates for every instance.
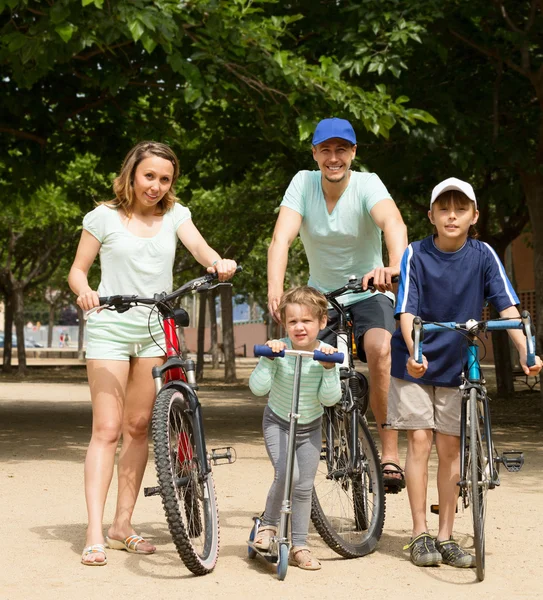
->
[207,259,238,282]
[362,266,398,293]
[407,355,428,378]
[317,345,339,369]
[76,288,100,312]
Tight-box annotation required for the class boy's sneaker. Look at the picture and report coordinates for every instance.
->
[404,533,442,567]
[435,538,476,568]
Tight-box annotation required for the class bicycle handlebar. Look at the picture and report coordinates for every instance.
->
[325,275,399,300]
[91,266,243,315]
[412,311,536,367]
[253,345,344,364]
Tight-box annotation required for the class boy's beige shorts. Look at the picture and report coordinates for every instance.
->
[387,376,462,436]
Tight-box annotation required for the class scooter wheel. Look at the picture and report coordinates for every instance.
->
[277,543,289,580]
[248,530,257,559]
[248,517,260,559]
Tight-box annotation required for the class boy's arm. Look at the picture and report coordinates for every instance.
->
[500,306,543,375]
[317,367,342,406]
[399,312,428,378]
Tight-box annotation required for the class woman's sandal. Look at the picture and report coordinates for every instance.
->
[381,461,406,494]
[253,525,277,551]
[106,534,155,554]
[288,546,321,571]
[81,543,107,566]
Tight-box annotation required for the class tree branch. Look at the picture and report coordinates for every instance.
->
[449,29,529,78]
[493,0,522,34]
[0,127,46,146]
[74,41,134,61]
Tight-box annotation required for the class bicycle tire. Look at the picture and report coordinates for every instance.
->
[152,388,220,575]
[311,405,385,557]
[468,387,486,581]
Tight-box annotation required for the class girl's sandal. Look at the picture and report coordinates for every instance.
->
[288,546,321,570]
[253,525,277,551]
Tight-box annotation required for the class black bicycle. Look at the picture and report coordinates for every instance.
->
[412,312,537,581]
[310,276,386,557]
[89,269,240,575]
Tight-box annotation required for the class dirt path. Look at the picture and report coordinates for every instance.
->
[1,379,542,599]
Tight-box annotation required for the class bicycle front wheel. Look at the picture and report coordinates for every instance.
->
[311,406,385,557]
[468,387,487,581]
[152,388,220,575]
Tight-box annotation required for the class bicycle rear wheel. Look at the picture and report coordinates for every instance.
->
[152,388,220,575]
[311,405,385,557]
[468,387,487,581]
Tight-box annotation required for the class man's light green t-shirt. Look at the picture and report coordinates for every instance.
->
[280,170,394,306]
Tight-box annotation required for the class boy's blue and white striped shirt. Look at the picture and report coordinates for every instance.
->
[249,338,341,423]
[392,236,519,387]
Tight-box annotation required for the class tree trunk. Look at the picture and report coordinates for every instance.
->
[519,170,543,427]
[196,292,207,381]
[2,293,13,372]
[491,324,515,399]
[47,303,55,348]
[209,289,220,369]
[13,284,27,377]
[220,285,237,383]
[491,246,515,398]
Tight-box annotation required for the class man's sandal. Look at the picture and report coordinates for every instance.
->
[288,546,321,570]
[381,461,406,494]
[253,525,277,551]
[106,534,155,554]
[81,543,107,566]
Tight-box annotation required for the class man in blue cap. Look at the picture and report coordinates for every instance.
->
[267,117,408,493]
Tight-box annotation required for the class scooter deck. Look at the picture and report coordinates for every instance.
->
[247,540,278,563]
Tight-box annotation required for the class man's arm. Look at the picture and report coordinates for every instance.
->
[267,206,303,321]
[363,199,408,292]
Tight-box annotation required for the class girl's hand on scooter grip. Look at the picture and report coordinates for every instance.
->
[266,339,287,357]
[318,345,338,369]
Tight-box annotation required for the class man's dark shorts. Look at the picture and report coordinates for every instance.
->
[318,294,395,363]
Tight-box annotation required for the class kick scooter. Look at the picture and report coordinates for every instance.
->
[247,344,344,580]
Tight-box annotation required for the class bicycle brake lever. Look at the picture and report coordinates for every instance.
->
[197,281,232,293]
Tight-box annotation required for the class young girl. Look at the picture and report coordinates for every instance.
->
[69,141,237,566]
[388,177,542,568]
[249,286,341,570]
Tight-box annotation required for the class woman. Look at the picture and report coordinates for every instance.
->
[69,141,236,566]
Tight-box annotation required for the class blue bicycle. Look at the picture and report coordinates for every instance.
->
[412,311,536,581]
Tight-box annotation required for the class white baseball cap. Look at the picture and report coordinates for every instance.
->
[430,177,477,209]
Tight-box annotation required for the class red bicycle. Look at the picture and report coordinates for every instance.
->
[94,269,240,575]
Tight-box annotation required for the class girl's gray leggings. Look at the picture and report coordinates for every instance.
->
[261,405,322,547]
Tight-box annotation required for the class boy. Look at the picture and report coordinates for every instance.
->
[388,177,542,567]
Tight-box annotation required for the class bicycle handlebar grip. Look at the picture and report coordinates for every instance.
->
[98,297,108,305]
[313,350,344,364]
[520,310,536,367]
[412,316,423,364]
[253,345,285,358]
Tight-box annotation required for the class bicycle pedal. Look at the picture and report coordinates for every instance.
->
[430,503,458,515]
[144,486,161,497]
[211,446,237,465]
[499,451,524,472]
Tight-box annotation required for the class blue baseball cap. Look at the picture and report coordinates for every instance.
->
[312,118,357,146]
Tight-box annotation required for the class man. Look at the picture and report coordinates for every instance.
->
[267,117,408,493]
